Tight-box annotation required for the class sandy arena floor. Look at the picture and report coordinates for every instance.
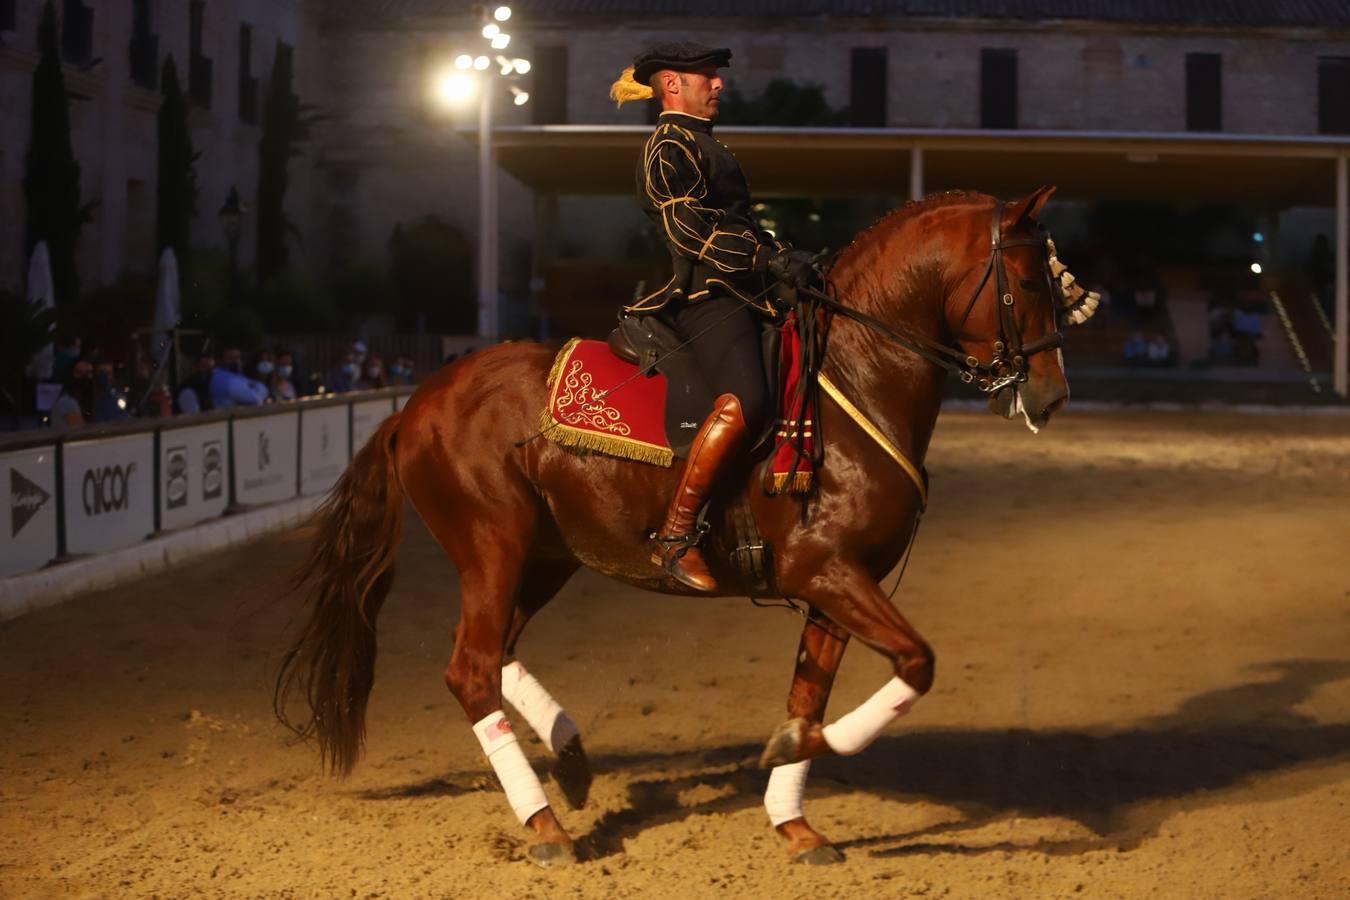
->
[3,408,1349,899]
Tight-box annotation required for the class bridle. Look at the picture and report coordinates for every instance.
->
[802,200,1064,394]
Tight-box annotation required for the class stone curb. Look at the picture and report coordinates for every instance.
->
[0,495,324,623]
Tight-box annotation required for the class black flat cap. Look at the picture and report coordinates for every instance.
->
[633,41,732,84]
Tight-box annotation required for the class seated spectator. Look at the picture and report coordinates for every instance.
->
[328,351,359,394]
[1146,334,1172,365]
[253,350,276,382]
[270,350,298,402]
[51,334,82,385]
[389,355,416,386]
[219,345,245,375]
[90,356,130,424]
[209,362,269,408]
[357,354,387,391]
[1123,332,1147,364]
[49,357,93,429]
[177,353,216,414]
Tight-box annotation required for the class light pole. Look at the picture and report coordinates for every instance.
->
[433,5,530,342]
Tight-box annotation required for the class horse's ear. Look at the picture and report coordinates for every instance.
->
[1006,185,1057,226]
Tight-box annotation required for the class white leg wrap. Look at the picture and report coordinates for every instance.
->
[501,661,580,754]
[764,760,811,827]
[820,676,920,756]
[472,710,549,825]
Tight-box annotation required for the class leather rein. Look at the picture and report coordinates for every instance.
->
[801,200,1063,395]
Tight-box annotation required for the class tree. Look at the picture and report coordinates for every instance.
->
[256,43,319,286]
[23,0,93,307]
[716,78,848,127]
[156,55,199,269]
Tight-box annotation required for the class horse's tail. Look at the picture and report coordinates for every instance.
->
[274,412,404,776]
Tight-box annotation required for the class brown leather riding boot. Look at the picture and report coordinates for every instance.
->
[651,393,749,592]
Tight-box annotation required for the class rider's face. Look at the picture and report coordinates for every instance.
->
[662,65,724,119]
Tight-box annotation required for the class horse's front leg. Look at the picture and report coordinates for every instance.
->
[761,560,933,767]
[766,610,850,865]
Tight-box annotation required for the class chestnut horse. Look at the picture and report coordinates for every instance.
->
[276,187,1072,867]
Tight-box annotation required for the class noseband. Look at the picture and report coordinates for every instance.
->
[803,200,1063,394]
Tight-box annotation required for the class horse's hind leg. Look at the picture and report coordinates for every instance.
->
[502,560,593,810]
[761,561,933,767]
[765,611,850,865]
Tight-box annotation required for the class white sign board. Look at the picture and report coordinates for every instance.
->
[63,433,155,556]
[351,398,395,455]
[2,445,59,577]
[232,411,299,506]
[159,422,229,532]
[300,405,351,497]
[395,392,411,411]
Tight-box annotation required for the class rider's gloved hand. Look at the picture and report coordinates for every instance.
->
[764,248,819,290]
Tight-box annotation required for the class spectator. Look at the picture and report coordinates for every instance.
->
[209,360,269,408]
[270,350,298,402]
[177,353,216,414]
[1146,334,1172,365]
[351,340,368,370]
[253,350,276,382]
[389,354,416,386]
[49,357,93,429]
[357,354,386,390]
[1123,332,1147,364]
[219,346,244,375]
[90,357,130,424]
[328,351,359,394]
[51,334,82,385]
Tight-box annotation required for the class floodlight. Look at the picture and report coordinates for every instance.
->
[494,6,512,21]
[482,23,500,39]
[474,55,490,70]
[433,70,477,107]
[1250,262,1263,274]
[511,85,529,105]
[513,58,530,74]
[491,33,510,50]
[455,54,473,69]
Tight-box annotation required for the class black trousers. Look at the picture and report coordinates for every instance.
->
[664,294,771,438]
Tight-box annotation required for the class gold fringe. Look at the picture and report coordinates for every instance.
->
[538,337,674,467]
[609,66,655,107]
[767,470,814,495]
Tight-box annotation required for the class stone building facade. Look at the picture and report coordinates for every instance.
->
[3,1,1349,304]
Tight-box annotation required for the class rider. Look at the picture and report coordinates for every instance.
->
[611,42,818,592]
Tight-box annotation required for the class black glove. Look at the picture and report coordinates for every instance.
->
[766,248,819,290]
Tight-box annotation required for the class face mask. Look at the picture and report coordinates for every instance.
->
[257,361,274,375]
[342,362,357,376]
[278,364,293,379]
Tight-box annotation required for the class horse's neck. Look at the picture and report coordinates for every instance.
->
[822,223,956,467]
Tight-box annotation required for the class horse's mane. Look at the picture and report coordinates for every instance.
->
[829,190,993,321]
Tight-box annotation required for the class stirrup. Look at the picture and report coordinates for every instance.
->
[649,521,710,565]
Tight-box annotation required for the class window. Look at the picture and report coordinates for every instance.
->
[1185,53,1222,131]
[189,1,213,108]
[980,48,1018,129]
[129,0,157,89]
[239,24,257,123]
[1,0,17,33]
[531,45,568,124]
[1319,57,1350,135]
[61,0,94,64]
[849,48,887,127]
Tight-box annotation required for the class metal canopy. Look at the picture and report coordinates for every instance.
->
[491,125,1347,207]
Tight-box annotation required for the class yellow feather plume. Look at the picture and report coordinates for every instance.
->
[609,66,655,108]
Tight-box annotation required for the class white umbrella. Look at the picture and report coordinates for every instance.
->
[152,247,181,338]
[25,241,55,380]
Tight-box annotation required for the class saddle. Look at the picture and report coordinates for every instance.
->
[606,312,782,459]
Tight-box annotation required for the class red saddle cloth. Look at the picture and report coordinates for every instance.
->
[540,323,818,494]
[540,337,675,467]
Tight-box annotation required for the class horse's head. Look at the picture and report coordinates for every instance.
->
[945,187,1070,432]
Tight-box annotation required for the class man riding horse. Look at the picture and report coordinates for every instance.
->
[611,42,820,593]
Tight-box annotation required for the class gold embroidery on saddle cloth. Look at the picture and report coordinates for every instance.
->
[539,338,675,467]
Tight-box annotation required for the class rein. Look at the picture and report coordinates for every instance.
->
[802,200,1064,395]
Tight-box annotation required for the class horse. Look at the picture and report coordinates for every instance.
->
[276,186,1075,868]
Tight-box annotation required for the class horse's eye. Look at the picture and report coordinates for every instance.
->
[1019,278,1041,291]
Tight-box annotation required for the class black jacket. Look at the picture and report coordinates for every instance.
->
[626,110,778,314]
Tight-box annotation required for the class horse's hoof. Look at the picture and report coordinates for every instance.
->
[793,845,845,865]
[552,737,592,810]
[527,841,576,869]
[759,718,807,768]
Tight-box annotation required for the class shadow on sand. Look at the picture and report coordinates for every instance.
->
[364,658,1350,861]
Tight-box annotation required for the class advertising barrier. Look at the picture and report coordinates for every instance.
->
[232,410,300,506]
[63,433,156,556]
[351,398,396,454]
[300,405,351,497]
[1,445,59,577]
[159,422,230,532]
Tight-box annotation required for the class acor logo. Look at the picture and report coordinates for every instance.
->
[258,432,271,470]
[11,468,52,537]
[82,463,137,516]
